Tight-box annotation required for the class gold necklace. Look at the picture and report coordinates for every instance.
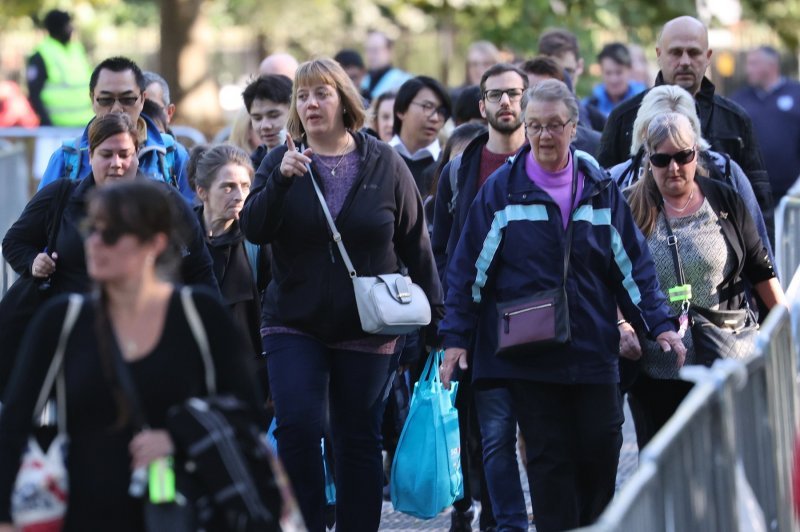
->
[315,136,352,176]
[663,185,695,213]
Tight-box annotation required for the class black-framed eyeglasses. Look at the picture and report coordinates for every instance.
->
[525,120,572,137]
[79,220,127,246]
[94,94,142,108]
[649,148,696,168]
[484,88,524,103]
[410,100,449,120]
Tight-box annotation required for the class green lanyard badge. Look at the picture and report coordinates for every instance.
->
[668,283,692,303]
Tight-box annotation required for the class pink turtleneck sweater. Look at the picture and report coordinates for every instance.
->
[525,151,585,229]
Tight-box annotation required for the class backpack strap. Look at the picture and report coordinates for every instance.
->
[447,154,463,215]
[243,240,261,286]
[138,138,179,188]
[160,133,179,188]
[61,134,84,180]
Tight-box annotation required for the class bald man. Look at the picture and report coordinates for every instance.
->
[732,47,800,204]
[598,16,772,224]
[259,52,299,80]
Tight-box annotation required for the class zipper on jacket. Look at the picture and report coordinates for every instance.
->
[328,242,336,264]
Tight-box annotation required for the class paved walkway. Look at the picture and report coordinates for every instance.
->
[378,400,639,531]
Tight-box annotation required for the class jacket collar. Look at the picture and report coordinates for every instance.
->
[505,145,609,202]
[654,71,716,102]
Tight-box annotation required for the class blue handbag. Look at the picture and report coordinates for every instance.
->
[390,350,463,519]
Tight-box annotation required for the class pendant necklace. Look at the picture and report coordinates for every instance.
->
[316,136,351,176]
[662,185,695,214]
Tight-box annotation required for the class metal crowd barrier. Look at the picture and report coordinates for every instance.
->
[0,143,30,241]
[776,178,800,289]
[582,268,800,532]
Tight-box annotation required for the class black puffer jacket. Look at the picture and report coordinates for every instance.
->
[598,74,773,223]
[240,131,443,343]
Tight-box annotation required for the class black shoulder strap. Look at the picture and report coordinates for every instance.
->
[659,207,687,288]
[46,179,75,251]
[562,156,579,287]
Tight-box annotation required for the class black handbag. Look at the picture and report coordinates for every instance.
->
[661,207,759,367]
[0,179,74,395]
[495,160,577,358]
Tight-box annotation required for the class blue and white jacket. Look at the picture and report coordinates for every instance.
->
[439,146,677,384]
[38,113,194,202]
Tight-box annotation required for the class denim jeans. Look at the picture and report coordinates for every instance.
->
[264,334,399,532]
[474,384,528,531]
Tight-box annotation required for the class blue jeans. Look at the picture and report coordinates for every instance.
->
[264,334,399,532]
[474,384,528,531]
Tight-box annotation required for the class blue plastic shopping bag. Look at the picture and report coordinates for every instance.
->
[390,349,463,519]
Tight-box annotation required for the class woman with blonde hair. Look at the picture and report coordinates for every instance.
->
[240,57,442,531]
[624,112,783,448]
[608,84,771,263]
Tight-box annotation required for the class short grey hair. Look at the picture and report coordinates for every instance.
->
[143,71,171,107]
[520,79,579,124]
[631,85,710,155]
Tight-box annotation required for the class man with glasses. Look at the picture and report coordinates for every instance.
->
[38,56,193,201]
[432,62,529,532]
[390,76,452,194]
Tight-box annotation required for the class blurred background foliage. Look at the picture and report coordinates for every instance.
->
[0,0,795,128]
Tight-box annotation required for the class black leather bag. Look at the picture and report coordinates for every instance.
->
[0,179,74,394]
[690,305,759,367]
[661,208,759,367]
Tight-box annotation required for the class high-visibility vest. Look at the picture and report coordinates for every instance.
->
[35,36,94,126]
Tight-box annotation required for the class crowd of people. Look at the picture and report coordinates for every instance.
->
[0,9,793,532]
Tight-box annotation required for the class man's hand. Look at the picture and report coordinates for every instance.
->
[440,348,468,390]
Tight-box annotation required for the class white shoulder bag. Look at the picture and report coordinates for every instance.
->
[307,164,431,335]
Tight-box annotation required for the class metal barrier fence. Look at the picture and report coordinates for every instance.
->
[776,179,800,289]
[581,268,800,532]
[0,143,31,243]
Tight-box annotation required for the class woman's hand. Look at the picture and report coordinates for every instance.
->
[31,251,57,278]
[618,321,642,360]
[440,348,468,390]
[280,136,313,178]
[129,429,174,470]
[656,330,687,368]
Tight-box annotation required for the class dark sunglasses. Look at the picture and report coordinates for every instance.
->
[94,94,141,108]
[649,148,696,168]
[79,220,127,246]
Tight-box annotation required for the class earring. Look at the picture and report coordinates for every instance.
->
[343,109,347,115]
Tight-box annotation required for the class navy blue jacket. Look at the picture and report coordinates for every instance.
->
[439,146,676,384]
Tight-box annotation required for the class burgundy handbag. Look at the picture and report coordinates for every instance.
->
[495,162,577,358]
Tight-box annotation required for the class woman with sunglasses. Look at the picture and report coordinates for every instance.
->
[0,113,217,396]
[608,84,771,263]
[625,112,784,448]
[0,180,263,531]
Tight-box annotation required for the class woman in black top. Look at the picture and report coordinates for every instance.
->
[241,57,442,532]
[192,144,268,359]
[0,114,217,396]
[0,180,261,531]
